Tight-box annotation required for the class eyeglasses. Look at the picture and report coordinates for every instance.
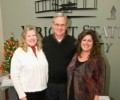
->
[54,23,66,27]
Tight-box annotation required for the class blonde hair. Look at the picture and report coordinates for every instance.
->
[18,25,42,52]
[52,12,68,25]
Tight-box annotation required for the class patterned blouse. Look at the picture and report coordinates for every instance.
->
[67,54,106,100]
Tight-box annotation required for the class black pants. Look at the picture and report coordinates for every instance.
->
[25,90,46,100]
[46,83,67,100]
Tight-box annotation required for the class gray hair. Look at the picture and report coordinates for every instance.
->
[52,13,68,25]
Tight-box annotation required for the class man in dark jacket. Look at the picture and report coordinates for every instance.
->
[42,12,76,100]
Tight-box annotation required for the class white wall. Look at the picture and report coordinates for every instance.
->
[0,0,120,100]
[0,0,3,59]
[0,0,5,99]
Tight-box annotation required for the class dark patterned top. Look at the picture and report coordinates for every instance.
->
[67,54,106,100]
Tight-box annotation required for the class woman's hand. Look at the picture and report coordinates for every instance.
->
[94,95,99,100]
[20,96,27,100]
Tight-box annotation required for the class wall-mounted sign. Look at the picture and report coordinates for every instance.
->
[35,0,98,18]
[107,5,116,20]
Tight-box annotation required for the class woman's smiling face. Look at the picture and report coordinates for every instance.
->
[81,34,93,52]
[25,30,37,47]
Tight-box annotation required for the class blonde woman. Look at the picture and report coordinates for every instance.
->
[11,25,48,100]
